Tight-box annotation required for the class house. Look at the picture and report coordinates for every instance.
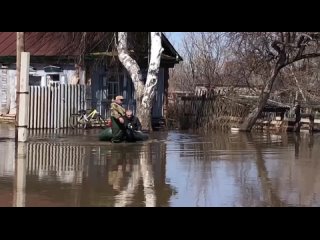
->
[0,32,182,128]
[194,83,262,97]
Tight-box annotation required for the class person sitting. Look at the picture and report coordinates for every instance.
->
[125,110,142,131]
[125,110,142,142]
[110,96,126,143]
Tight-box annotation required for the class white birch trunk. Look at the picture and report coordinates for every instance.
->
[290,66,307,102]
[113,152,156,207]
[117,32,144,102]
[117,32,163,131]
[140,152,156,207]
[114,164,141,207]
[140,32,164,130]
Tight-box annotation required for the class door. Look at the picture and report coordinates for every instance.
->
[91,66,107,117]
[152,68,164,118]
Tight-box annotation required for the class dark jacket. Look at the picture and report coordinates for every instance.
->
[294,104,301,123]
[125,116,142,131]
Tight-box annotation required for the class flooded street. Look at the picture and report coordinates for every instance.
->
[1,123,320,207]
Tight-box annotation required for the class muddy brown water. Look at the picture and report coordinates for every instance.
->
[1,124,320,207]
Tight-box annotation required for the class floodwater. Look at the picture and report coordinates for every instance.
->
[1,123,320,207]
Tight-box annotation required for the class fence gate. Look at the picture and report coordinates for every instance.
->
[29,84,85,129]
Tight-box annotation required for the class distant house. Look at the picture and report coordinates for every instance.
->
[0,32,182,128]
[194,83,261,97]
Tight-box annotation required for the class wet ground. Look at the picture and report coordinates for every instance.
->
[1,123,320,207]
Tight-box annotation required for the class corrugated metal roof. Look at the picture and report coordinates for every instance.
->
[0,32,16,55]
[0,32,183,61]
[0,32,89,56]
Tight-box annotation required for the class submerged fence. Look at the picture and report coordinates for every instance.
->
[176,94,249,130]
[29,84,85,129]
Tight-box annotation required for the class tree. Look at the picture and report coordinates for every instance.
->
[117,32,163,131]
[229,32,320,131]
[168,32,229,94]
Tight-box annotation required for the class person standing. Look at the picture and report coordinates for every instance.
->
[293,101,301,132]
[110,96,126,143]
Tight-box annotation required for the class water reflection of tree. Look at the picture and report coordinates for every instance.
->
[180,141,212,206]
[244,133,286,206]
[79,138,176,207]
[178,131,248,206]
[179,131,288,206]
[111,142,176,207]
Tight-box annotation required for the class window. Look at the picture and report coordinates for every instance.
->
[107,72,122,100]
[46,74,60,87]
[46,74,60,81]
[29,75,41,86]
[107,77,119,100]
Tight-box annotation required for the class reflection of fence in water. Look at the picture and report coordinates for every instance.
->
[26,143,86,183]
[28,128,85,138]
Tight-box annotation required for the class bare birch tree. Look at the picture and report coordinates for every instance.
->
[117,32,163,131]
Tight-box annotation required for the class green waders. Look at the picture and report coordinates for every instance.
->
[111,117,126,143]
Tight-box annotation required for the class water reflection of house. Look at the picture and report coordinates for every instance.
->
[0,124,15,177]
[27,143,86,184]
[0,143,15,177]
[0,136,175,206]
[0,32,182,129]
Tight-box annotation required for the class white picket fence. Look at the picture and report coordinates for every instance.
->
[29,84,85,129]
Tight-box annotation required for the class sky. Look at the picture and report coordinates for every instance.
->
[167,32,185,50]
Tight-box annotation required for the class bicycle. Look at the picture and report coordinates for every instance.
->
[69,109,106,129]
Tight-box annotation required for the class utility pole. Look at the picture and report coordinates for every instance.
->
[16,32,29,142]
